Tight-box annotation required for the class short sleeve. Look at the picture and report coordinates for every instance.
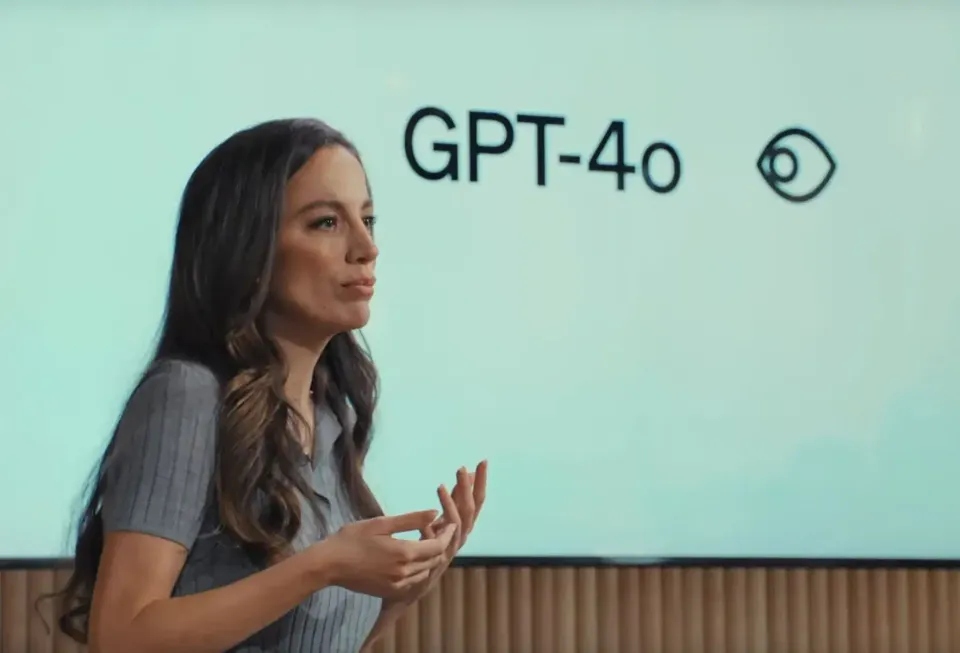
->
[100,359,220,549]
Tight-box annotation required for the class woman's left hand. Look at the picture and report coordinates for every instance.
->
[390,460,487,606]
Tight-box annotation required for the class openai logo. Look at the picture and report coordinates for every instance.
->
[757,127,836,203]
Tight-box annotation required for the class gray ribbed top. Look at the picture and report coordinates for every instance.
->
[100,359,381,652]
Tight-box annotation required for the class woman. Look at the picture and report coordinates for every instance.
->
[55,118,488,653]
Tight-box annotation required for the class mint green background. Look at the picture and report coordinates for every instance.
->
[2,5,959,559]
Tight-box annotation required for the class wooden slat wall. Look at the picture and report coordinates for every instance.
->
[2,566,960,653]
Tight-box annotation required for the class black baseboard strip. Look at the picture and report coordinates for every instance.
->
[2,556,960,571]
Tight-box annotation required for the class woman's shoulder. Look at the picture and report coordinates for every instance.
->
[137,358,221,399]
[146,357,220,387]
[118,358,223,429]
[102,358,223,546]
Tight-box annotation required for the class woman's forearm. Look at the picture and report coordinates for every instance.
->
[91,546,333,653]
[361,599,411,652]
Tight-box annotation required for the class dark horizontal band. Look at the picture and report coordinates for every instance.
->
[2,556,960,571]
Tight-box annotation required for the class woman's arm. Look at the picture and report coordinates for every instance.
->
[90,359,305,653]
[360,463,487,652]
[89,532,336,653]
[360,599,412,652]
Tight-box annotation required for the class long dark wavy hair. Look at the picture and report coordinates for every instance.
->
[53,119,383,643]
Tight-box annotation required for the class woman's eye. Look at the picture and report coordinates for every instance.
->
[309,216,337,230]
[363,215,376,232]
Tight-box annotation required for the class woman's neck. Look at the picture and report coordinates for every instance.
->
[264,316,333,413]
[271,333,330,458]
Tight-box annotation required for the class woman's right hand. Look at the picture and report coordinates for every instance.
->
[312,510,458,599]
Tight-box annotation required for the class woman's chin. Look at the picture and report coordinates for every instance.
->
[333,304,372,332]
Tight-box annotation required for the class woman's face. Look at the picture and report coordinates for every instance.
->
[267,144,378,343]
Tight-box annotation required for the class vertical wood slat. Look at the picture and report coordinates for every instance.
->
[2,567,960,653]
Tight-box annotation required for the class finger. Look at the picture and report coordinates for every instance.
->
[419,522,437,541]
[396,535,450,560]
[450,473,465,505]
[438,485,462,554]
[425,515,446,538]
[473,460,488,514]
[393,568,432,592]
[438,484,462,531]
[436,522,458,551]
[451,468,471,511]
[401,551,447,577]
[363,510,439,536]
[455,467,476,542]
